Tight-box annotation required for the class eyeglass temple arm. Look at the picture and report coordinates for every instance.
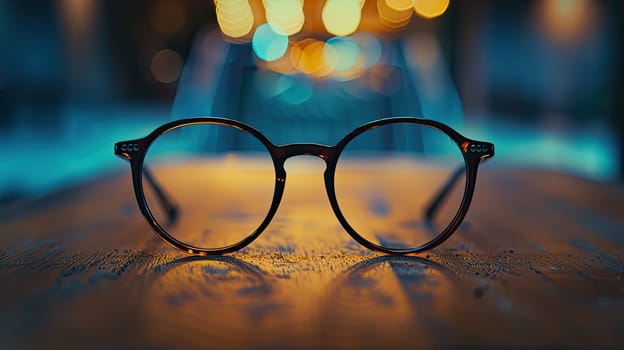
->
[425,142,494,221]
[142,166,179,224]
[115,141,178,224]
[424,165,465,222]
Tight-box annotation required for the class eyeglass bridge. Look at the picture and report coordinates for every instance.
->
[275,143,336,161]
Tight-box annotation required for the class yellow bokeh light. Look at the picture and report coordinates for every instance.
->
[378,0,413,28]
[264,0,305,36]
[216,0,254,39]
[290,40,321,75]
[322,0,362,37]
[413,0,449,19]
[386,0,414,11]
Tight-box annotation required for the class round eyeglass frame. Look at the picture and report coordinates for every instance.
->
[114,117,494,256]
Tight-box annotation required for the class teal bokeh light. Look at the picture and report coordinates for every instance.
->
[252,23,288,62]
[326,37,361,71]
[279,75,314,105]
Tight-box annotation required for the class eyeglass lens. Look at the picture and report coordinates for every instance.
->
[142,123,275,249]
[334,122,466,249]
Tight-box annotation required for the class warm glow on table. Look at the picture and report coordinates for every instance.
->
[1,161,623,348]
[141,157,462,250]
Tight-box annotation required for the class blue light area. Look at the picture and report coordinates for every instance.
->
[0,105,172,200]
[402,33,464,127]
[256,70,294,99]
[252,23,288,62]
[0,107,618,202]
[278,75,314,105]
[252,71,313,105]
[462,116,619,181]
[325,37,360,71]
[351,32,382,69]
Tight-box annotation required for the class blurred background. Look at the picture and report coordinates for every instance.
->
[0,0,621,203]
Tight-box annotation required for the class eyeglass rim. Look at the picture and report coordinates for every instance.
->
[114,116,494,256]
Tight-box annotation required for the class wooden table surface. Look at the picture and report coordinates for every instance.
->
[1,164,623,349]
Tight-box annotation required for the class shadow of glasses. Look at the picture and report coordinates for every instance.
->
[310,255,456,348]
[152,254,267,278]
[138,255,281,347]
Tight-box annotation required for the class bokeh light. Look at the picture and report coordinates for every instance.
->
[252,23,288,61]
[215,0,255,39]
[256,70,294,99]
[264,0,305,36]
[378,0,413,29]
[254,72,317,105]
[324,37,360,72]
[536,0,595,44]
[386,0,414,11]
[257,33,384,80]
[279,75,314,105]
[265,44,297,74]
[322,0,362,37]
[290,39,335,77]
[150,49,184,83]
[352,32,382,69]
[413,0,450,19]
[321,43,339,75]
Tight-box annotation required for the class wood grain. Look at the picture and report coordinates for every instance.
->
[0,165,623,349]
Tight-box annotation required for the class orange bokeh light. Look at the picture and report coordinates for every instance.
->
[290,39,336,77]
[413,0,449,19]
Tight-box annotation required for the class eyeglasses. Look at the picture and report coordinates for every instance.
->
[115,117,494,256]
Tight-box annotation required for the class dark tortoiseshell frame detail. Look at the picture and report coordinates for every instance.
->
[115,117,494,256]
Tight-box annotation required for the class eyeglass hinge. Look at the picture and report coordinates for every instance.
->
[115,141,144,160]
[463,141,494,160]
